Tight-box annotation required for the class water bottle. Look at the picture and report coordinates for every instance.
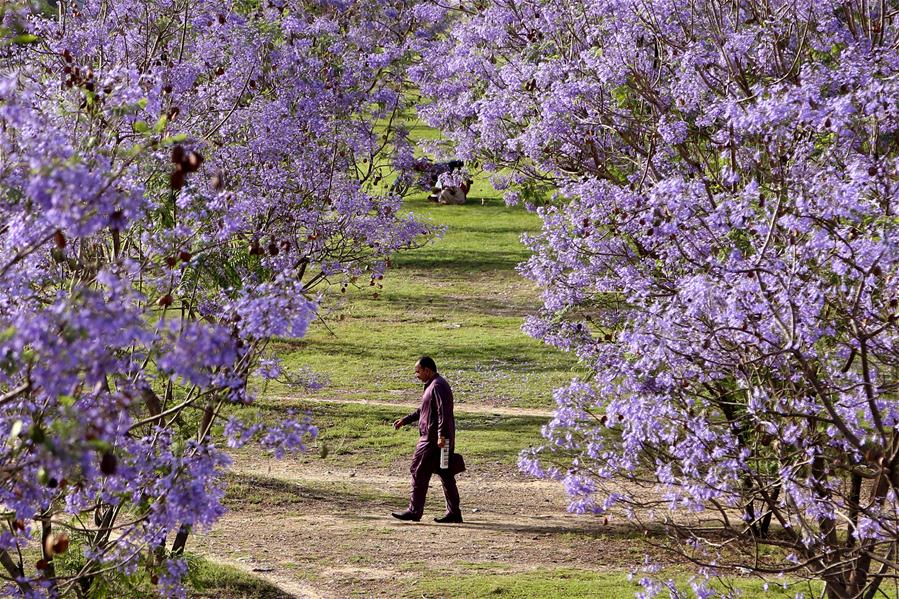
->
[440,445,450,469]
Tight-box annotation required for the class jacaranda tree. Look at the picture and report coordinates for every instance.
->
[0,0,435,595]
[415,1,899,596]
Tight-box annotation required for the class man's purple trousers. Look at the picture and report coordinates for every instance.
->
[407,437,460,517]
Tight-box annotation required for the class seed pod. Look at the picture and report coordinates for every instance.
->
[157,294,173,307]
[100,452,117,475]
[36,559,49,571]
[171,145,185,164]
[169,169,186,190]
[267,242,278,256]
[210,173,225,191]
[178,250,192,263]
[44,533,69,556]
[183,151,204,173]
[165,256,177,268]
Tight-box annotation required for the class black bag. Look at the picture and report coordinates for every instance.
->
[449,453,466,475]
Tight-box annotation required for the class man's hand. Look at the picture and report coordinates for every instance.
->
[393,418,404,430]
[437,436,446,448]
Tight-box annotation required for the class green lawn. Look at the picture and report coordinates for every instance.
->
[188,554,291,598]
[267,171,579,410]
[229,399,547,468]
[413,569,827,599]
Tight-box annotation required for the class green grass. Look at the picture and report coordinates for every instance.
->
[222,470,406,510]
[263,103,578,410]
[187,554,291,598]
[271,191,579,410]
[412,568,828,599]
[50,549,289,598]
[233,400,547,468]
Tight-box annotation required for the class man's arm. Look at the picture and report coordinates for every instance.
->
[393,408,420,430]
[433,384,450,443]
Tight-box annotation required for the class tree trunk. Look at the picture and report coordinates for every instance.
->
[0,548,30,594]
[41,515,57,582]
[170,524,191,555]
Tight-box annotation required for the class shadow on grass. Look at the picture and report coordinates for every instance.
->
[446,224,540,235]
[278,338,570,376]
[223,472,406,512]
[378,292,536,318]
[394,253,529,273]
[348,514,648,543]
[455,414,549,432]
[247,401,549,442]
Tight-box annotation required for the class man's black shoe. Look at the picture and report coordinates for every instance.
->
[391,511,421,522]
[434,512,463,524]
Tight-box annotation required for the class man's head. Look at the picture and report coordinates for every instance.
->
[415,356,437,382]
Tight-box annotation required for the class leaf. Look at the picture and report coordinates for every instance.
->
[161,133,188,145]
[153,115,168,133]
[132,120,150,134]
[11,34,39,45]
[124,144,145,159]
[87,439,112,453]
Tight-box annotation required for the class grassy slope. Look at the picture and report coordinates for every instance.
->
[260,115,578,419]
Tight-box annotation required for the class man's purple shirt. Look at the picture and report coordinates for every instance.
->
[401,374,455,442]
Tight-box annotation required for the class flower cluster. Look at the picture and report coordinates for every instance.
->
[0,0,433,595]
[418,0,899,594]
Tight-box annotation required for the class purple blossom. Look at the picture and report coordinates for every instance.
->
[0,0,435,594]
[418,0,899,594]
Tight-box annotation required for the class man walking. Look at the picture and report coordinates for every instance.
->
[391,356,462,523]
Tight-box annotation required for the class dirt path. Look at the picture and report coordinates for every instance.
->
[196,455,684,598]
